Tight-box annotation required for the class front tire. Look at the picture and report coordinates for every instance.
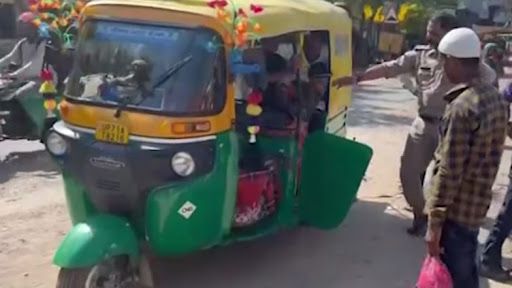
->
[56,256,139,288]
[56,268,91,288]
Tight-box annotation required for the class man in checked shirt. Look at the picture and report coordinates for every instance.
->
[425,28,509,288]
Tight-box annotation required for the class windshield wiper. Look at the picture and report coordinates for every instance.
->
[153,55,193,89]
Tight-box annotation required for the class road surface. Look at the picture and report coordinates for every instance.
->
[1,78,511,287]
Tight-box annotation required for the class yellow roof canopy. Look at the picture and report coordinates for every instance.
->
[85,0,351,38]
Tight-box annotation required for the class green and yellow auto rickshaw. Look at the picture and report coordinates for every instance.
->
[44,0,373,286]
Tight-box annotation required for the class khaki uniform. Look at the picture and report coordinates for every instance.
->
[382,45,496,218]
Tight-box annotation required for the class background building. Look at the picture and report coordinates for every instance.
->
[0,0,27,38]
[457,0,511,26]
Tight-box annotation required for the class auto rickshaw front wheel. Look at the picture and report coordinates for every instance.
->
[56,256,143,288]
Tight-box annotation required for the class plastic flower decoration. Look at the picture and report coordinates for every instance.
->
[39,68,58,117]
[206,0,264,143]
[22,0,86,114]
[25,0,85,49]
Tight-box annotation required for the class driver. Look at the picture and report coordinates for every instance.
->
[110,59,151,89]
[100,59,152,103]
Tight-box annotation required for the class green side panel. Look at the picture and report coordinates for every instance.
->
[299,132,373,229]
[17,92,61,136]
[221,214,281,245]
[61,171,97,224]
[145,131,239,255]
[53,214,139,268]
[17,92,46,133]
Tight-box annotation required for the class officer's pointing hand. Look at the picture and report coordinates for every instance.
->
[332,76,356,89]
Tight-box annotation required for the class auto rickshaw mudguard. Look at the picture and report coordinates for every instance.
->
[16,87,61,138]
[53,214,139,268]
[16,89,47,132]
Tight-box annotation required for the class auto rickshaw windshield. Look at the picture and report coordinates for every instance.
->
[65,20,226,115]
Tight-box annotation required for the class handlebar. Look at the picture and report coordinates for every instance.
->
[0,79,14,90]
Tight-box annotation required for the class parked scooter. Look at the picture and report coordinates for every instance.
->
[0,61,58,142]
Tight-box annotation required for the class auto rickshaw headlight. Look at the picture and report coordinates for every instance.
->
[171,152,195,177]
[46,132,68,156]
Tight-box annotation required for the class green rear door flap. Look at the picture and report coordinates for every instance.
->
[299,132,373,229]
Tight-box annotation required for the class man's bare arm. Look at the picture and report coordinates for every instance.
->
[332,50,419,88]
[358,64,390,82]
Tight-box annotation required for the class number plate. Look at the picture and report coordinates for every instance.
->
[95,122,129,144]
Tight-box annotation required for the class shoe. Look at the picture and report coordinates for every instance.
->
[479,264,512,282]
[406,216,427,237]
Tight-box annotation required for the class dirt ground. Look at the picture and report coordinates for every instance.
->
[1,77,512,288]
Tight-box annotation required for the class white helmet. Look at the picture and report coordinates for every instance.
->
[438,28,481,58]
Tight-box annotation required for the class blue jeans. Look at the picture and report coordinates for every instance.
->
[482,182,512,268]
[441,220,480,288]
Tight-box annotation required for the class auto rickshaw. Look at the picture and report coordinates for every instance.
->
[45,0,373,287]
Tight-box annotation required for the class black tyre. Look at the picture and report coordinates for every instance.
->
[56,257,138,288]
[56,268,91,288]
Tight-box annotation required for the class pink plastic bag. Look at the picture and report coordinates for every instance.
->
[416,256,453,288]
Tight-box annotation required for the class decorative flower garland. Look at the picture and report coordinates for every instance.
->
[24,0,84,49]
[207,0,264,143]
[20,0,85,117]
[40,68,58,117]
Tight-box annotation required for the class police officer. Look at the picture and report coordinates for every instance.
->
[332,13,496,236]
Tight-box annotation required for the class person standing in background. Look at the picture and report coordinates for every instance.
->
[479,82,512,283]
[333,13,497,237]
[482,42,505,88]
[425,28,508,288]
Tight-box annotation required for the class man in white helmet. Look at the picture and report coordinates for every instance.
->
[424,27,508,288]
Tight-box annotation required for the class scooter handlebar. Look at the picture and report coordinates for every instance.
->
[0,78,14,90]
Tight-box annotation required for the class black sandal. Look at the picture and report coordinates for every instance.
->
[479,266,512,282]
